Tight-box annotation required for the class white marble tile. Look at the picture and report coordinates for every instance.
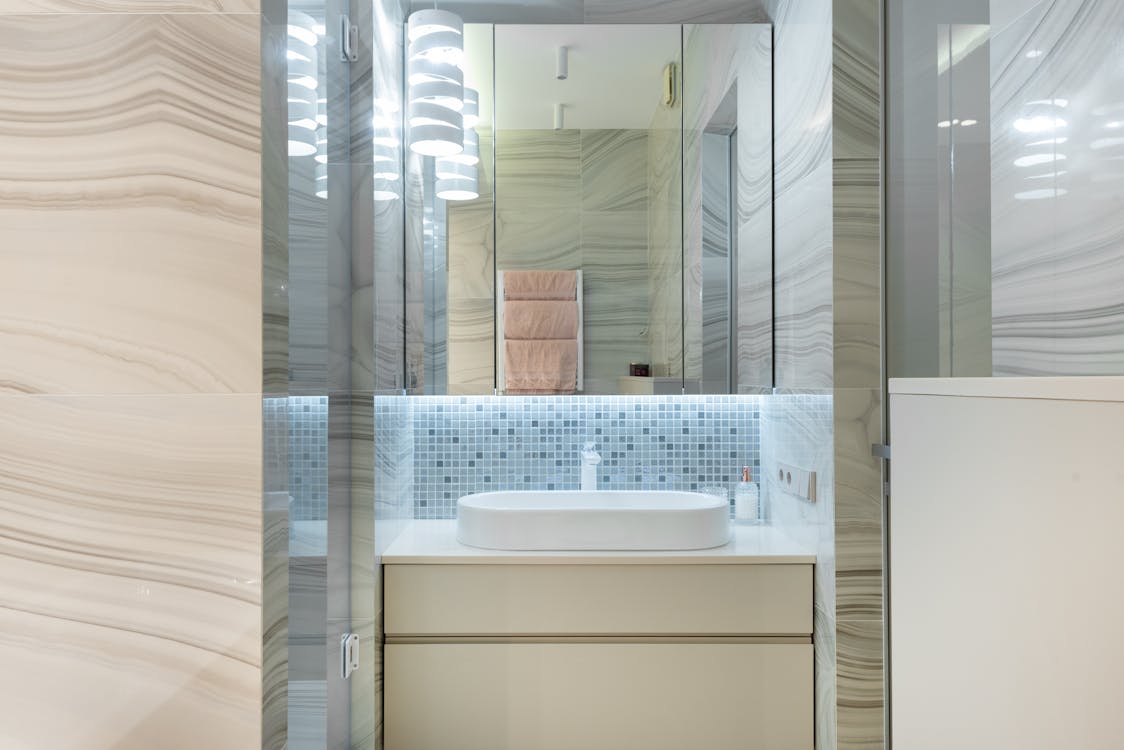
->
[0,394,262,749]
[581,129,649,212]
[774,160,834,389]
[582,210,651,393]
[991,0,1124,376]
[0,13,261,395]
[583,0,769,24]
[496,209,582,271]
[760,391,836,750]
[494,129,581,212]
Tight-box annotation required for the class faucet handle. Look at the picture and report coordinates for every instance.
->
[581,440,598,452]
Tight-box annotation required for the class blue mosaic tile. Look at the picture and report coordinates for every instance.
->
[288,396,328,521]
[409,395,761,519]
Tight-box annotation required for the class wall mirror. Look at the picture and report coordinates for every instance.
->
[405,23,772,395]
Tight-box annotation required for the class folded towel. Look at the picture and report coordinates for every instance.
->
[505,339,578,394]
[504,300,579,340]
[503,270,577,300]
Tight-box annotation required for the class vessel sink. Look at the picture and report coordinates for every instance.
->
[456,490,731,551]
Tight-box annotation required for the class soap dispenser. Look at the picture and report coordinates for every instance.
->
[734,466,761,524]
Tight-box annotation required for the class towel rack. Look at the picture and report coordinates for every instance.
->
[495,269,583,395]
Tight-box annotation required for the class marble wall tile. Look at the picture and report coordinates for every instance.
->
[761,391,836,750]
[496,209,581,269]
[583,0,769,24]
[494,129,581,212]
[447,298,496,394]
[262,14,289,398]
[0,0,256,10]
[262,403,290,750]
[0,394,262,749]
[582,210,650,392]
[770,0,834,391]
[351,163,378,393]
[833,0,880,160]
[774,160,834,389]
[833,387,882,621]
[991,0,1124,376]
[646,104,684,379]
[0,13,261,395]
[581,129,649,212]
[836,619,884,750]
[288,182,331,393]
[449,202,497,300]
[833,0,881,390]
[833,161,881,389]
[683,24,774,391]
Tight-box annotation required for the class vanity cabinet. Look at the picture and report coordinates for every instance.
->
[384,558,813,750]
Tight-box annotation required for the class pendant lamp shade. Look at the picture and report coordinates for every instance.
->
[287,11,320,158]
[406,8,465,157]
[462,87,480,128]
[435,175,479,201]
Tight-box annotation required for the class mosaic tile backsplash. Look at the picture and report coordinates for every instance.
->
[289,396,328,522]
[411,395,761,519]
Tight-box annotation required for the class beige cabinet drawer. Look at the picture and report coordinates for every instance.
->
[385,564,811,636]
[385,642,813,750]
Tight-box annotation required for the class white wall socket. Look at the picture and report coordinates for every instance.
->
[776,462,817,502]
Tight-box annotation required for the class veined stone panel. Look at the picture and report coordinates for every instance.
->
[991,0,1124,376]
[0,394,262,750]
[0,13,261,395]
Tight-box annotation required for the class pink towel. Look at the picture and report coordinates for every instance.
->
[504,270,577,300]
[504,301,579,340]
[505,340,578,394]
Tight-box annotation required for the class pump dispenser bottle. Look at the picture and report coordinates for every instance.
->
[734,466,760,524]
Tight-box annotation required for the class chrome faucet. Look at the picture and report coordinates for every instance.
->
[580,441,601,491]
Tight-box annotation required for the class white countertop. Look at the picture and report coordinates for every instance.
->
[889,376,1124,402]
[382,520,816,565]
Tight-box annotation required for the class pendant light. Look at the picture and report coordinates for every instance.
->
[406,8,465,157]
[462,87,480,129]
[435,174,479,201]
[287,11,320,157]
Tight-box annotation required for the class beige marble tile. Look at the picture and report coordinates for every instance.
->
[0,0,257,10]
[833,161,881,389]
[834,387,883,621]
[837,619,885,750]
[448,297,496,393]
[0,14,261,394]
[0,394,262,750]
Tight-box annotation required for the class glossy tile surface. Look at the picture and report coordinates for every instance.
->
[772,3,834,390]
[0,13,261,395]
[682,24,773,391]
[0,0,255,9]
[991,0,1124,376]
[0,394,262,749]
[760,391,836,750]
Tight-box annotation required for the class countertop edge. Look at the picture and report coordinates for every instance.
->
[889,376,1124,402]
[381,520,817,565]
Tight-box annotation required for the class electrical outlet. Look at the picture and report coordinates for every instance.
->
[776,462,817,502]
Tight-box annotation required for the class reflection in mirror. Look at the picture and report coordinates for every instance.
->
[492,25,683,395]
[683,24,774,394]
[408,22,773,396]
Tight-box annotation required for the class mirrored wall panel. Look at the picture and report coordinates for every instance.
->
[407,23,772,396]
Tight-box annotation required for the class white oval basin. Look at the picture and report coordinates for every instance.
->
[456,490,731,551]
